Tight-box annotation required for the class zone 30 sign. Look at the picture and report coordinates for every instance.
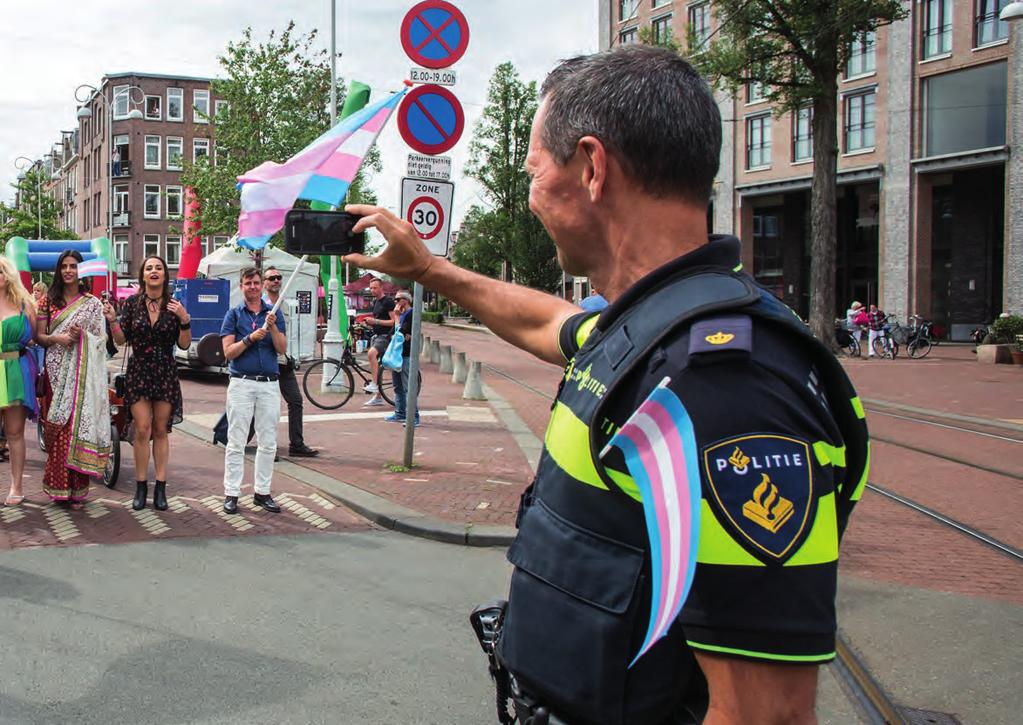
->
[401,178,454,257]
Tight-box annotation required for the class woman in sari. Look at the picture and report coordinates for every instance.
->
[0,258,39,506]
[35,250,110,508]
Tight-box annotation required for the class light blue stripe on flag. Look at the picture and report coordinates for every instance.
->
[301,175,351,207]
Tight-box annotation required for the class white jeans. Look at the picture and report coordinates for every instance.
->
[868,329,882,356]
[223,377,280,497]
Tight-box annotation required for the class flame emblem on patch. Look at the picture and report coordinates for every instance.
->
[728,447,750,471]
[742,474,795,533]
[705,331,735,345]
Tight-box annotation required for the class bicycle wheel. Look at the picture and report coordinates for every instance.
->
[377,366,423,407]
[302,359,355,410]
[871,336,886,358]
[908,338,932,359]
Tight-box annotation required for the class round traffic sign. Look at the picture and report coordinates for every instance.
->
[398,84,465,156]
[406,196,445,240]
[400,0,470,69]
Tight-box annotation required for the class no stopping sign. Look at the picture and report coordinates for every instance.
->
[400,177,454,256]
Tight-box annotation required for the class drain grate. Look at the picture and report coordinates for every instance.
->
[900,708,961,725]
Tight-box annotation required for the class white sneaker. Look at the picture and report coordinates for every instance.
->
[363,396,385,407]
[364,383,379,393]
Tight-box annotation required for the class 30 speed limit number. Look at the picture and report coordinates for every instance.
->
[400,177,454,256]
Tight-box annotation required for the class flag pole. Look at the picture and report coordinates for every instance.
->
[265,255,308,325]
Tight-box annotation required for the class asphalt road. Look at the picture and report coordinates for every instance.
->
[0,531,511,725]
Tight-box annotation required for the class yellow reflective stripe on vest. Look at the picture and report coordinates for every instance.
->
[544,402,641,501]
[575,315,599,349]
[697,493,838,567]
[812,441,846,468]
[851,396,866,420]
[850,441,871,501]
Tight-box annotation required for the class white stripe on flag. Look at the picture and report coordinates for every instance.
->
[334,128,378,163]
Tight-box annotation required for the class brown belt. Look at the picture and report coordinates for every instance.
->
[0,351,20,361]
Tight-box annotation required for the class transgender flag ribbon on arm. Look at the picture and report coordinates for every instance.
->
[236,86,408,250]
[600,377,702,666]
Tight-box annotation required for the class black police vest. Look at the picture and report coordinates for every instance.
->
[497,268,868,725]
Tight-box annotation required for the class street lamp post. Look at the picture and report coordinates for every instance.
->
[14,155,42,239]
[75,82,144,291]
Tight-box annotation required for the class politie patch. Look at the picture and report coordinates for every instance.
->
[702,434,815,562]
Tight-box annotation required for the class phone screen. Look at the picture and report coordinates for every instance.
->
[284,210,366,256]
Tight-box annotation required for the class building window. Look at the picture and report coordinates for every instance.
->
[976,0,1010,46]
[215,100,230,120]
[113,234,129,266]
[747,81,766,103]
[112,85,129,119]
[653,0,670,7]
[793,106,813,162]
[194,89,211,123]
[167,88,184,122]
[846,31,876,77]
[93,192,101,227]
[193,138,210,162]
[652,14,673,45]
[144,185,161,219]
[688,2,712,49]
[213,235,230,250]
[143,234,161,259]
[618,0,638,22]
[619,27,638,45]
[746,114,772,169]
[166,186,183,218]
[113,185,129,214]
[144,135,161,169]
[145,95,162,120]
[844,91,876,152]
[166,137,184,170]
[925,61,1007,156]
[165,236,182,267]
[923,0,953,59]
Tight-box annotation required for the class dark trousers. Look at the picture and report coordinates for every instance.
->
[278,363,304,448]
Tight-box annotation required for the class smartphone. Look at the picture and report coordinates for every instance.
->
[284,209,366,256]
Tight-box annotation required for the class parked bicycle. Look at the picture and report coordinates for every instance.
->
[834,318,860,357]
[301,342,422,410]
[904,315,934,359]
[871,315,899,359]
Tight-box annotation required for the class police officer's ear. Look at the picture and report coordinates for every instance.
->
[577,135,607,204]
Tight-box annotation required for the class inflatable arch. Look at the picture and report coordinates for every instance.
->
[5,237,116,295]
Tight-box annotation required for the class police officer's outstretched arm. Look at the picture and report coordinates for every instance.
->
[344,204,580,365]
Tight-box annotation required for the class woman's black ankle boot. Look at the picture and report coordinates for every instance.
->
[132,480,148,511]
[153,481,168,511]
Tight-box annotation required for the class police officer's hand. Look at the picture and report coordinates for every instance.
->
[249,327,268,342]
[343,205,435,282]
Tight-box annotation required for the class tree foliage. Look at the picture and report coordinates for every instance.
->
[1,167,77,243]
[461,62,560,293]
[690,0,905,344]
[181,22,378,242]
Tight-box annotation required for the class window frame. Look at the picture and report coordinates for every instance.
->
[144,95,162,121]
[144,135,161,169]
[166,185,183,219]
[747,80,766,104]
[792,105,814,163]
[688,2,712,49]
[113,234,130,266]
[619,27,638,45]
[846,31,877,79]
[974,0,1010,48]
[193,89,211,123]
[143,184,161,219]
[922,0,953,59]
[165,235,182,268]
[745,113,772,170]
[166,136,184,171]
[112,85,130,120]
[844,90,877,154]
[651,13,673,45]
[193,138,210,162]
[143,234,161,259]
[113,184,129,214]
[167,88,184,122]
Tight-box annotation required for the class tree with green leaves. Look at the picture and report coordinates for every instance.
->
[181,22,378,242]
[690,0,905,345]
[462,62,560,292]
[1,167,77,243]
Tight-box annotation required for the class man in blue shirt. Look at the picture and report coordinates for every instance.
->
[220,267,288,515]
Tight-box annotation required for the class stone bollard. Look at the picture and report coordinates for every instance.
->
[452,351,468,385]
[429,339,441,364]
[421,336,431,359]
[439,344,454,374]
[463,360,486,400]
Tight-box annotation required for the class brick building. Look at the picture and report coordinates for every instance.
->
[47,72,233,282]
[597,0,1023,339]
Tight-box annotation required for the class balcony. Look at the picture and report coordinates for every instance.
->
[113,212,130,228]
[115,261,131,275]
[111,159,132,179]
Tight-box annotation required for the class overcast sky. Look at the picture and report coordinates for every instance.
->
[0,0,598,234]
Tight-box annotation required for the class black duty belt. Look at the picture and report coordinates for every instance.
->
[230,373,279,382]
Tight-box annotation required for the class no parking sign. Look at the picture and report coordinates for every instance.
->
[401,177,454,256]
[400,0,470,69]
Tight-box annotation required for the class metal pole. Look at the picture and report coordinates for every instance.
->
[35,169,41,239]
[402,282,425,467]
[107,88,114,292]
[322,0,344,383]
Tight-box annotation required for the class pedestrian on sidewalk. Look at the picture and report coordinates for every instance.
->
[342,45,868,725]
[362,278,394,407]
[262,266,318,458]
[384,290,419,427]
[845,300,865,354]
[219,267,286,515]
[104,256,191,511]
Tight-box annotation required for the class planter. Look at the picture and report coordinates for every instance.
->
[976,344,1014,364]
[1011,351,1023,366]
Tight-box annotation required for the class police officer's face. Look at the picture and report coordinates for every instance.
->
[526,101,593,277]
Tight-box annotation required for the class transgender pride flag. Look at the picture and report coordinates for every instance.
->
[601,377,702,666]
[235,87,407,250]
[77,258,108,278]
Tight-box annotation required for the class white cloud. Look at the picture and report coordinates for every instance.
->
[0,0,598,236]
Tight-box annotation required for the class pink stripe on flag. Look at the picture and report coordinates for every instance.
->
[316,152,364,183]
[237,131,356,184]
[361,106,395,134]
[238,207,290,239]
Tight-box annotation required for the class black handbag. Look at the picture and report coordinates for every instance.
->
[113,311,130,399]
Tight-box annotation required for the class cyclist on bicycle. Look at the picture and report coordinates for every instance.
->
[866,304,888,358]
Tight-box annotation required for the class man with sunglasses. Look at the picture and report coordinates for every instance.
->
[264,266,318,458]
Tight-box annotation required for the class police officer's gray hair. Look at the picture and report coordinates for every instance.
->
[539,45,722,203]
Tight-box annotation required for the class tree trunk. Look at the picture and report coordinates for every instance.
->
[808,86,839,349]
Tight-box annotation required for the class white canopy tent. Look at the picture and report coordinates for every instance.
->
[197,245,321,361]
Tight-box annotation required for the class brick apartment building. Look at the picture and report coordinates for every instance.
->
[42,72,233,282]
[597,0,1023,339]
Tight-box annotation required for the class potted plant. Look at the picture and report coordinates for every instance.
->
[1013,336,1023,366]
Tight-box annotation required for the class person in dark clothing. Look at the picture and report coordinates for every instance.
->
[362,278,394,406]
[384,291,418,426]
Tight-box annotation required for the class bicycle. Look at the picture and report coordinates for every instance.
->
[301,341,421,410]
[870,316,899,359]
[834,319,860,357]
[904,315,934,359]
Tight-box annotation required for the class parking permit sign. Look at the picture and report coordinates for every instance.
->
[401,177,454,256]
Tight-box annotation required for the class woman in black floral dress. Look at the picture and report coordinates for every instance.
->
[103,256,191,511]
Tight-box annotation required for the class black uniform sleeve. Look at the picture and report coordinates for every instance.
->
[557,312,600,361]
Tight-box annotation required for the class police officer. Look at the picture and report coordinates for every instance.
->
[344,45,868,725]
